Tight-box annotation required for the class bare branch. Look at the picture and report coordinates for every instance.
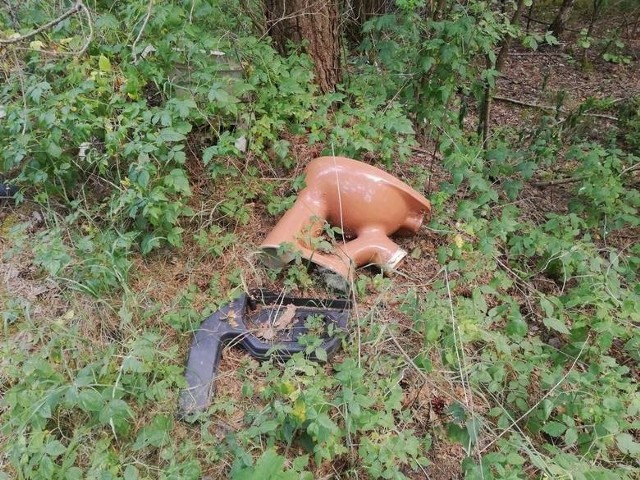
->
[131,0,154,64]
[620,163,640,176]
[532,176,582,188]
[493,95,619,121]
[0,1,82,45]
[75,1,93,56]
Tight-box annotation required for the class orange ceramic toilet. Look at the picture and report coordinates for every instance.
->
[260,156,431,281]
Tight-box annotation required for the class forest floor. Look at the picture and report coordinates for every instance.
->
[1,19,639,480]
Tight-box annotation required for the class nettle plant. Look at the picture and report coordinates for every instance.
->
[1,324,192,479]
[360,1,509,136]
[413,86,639,473]
[233,354,430,478]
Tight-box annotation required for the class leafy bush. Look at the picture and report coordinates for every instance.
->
[1,1,639,479]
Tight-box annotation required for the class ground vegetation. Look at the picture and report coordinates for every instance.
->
[1,1,639,478]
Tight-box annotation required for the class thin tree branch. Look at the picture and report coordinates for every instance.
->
[75,1,93,56]
[532,163,638,188]
[495,95,557,111]
[132,0,154,64]
[582,112,619,121]
[0,1,83,45]
[493,95,619,121]
[532,176,582,187]
[620,163,640,176]
[1,0,19,29]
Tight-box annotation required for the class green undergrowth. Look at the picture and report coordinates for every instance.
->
[2,1,639,479]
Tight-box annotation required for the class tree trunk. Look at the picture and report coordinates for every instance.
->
[549,0,577,39]
[264,0,342,93]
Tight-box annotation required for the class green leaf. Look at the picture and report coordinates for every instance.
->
[45,439,67,457]
[137,169,150,188]
[506,307,527,337]
[79,389,104,412]
[543,317,569,335]
[274,139,290,160]
[314,347,327,362]
[167,226,184,247]
[208,84,239,105]
[542,421,566,437]
[456,200,475,221]
[203,146,216,165]
[414,353,433,372]
[99,55,112,72]
[256,419,279,435]
[602,396,622,411]
[390,117,414,135]
[124,465,140,480]
[420,56,434,73]
[292,455,309,471]
[254,449,286,478]
[503,180,522,200]
[539,297,554,317]
[159,128,186,143]
[564,427,578,446]
[133,415,173,450]
[602,416,620,434]
[516,161,537,179]
[141,235,161,254]
[39,456,54,478]
[447,422,471,451]
[164,169,191,195]
[99,399,133,436]
[616,432,640,456]
[47,142,63,158]
[64,467,83,480]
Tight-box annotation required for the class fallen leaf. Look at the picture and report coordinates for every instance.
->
[224,309,238,328]
[273,304,297,330]
[255,304,297,341]
[255,323,276,341]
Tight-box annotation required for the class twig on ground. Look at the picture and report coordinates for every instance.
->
[581,112,619,121]
[132,0,154,64]
[493,95,619,121]
[531,176,582,187]
[444,267,471,408]
[0,1,83,45]
[620,163,640,176]
[532,162,638,187]
[508,51,569,57]
[0,1,93,56]
[411,146,442,159]
[75,1,93,56]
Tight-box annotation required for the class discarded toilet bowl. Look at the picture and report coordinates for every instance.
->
[260,156,431,281]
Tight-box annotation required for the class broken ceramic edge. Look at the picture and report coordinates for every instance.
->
[259,241,353,293]
[259,239,412,290]
[382,248,408,272]
[259,246,293,269]
[258,247,291,270]
[0,183,17,200]
[314,265,351,293]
